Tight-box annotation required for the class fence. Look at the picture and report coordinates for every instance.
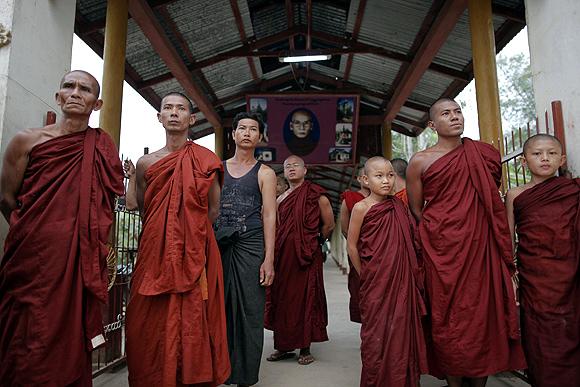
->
[501,100,567,193]
[92,166,142,377]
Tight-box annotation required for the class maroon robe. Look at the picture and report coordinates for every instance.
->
[126,142,230,387]
[341,190,365,323]
[419,138,526,377]
[265,181,328,351]
[514,176,580,387]
[0,129,124,386]
[358,197,427,387]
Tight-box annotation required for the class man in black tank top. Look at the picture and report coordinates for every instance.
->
[215,112,277,387]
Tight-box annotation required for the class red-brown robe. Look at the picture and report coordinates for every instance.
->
[358,197,428,387]
[513,176,580,387]
[265,181,329,350]
[341,190,365,323]
[0,128,124,386]
[395,187,409,206]
[419,138,526,377]
[126,142,230,387]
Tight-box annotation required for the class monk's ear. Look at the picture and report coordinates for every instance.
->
[520,155,527,169]
[92,99,103,112]
[362,175,369,186]
[427,120,435,131]
[560,154,567,167]
[189,113,196,127]
[157,112,162,123]
[55,92,63,106]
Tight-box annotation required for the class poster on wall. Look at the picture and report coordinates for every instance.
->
[246,94,359,165]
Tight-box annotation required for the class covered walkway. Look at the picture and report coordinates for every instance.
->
[94,260,529,387]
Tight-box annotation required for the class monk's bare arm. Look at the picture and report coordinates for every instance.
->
[319,195,335,239]
[207,172,221,224]
[123,159,138,211]
[0,133,32,222]
[259,166,276,286]
[505,188,520,253]
[346,202,365,274]
[406,153,426,222]
[135,158,147,215]
[339,199,349,238]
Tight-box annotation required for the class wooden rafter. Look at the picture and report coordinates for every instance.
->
[229,0,259,81]
[383,0,468,122]
[343,0,367,81]
[128,0,222,129]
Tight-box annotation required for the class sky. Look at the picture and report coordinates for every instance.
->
[70,27,530,158]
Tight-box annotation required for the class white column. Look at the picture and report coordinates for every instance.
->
[0,0,77,238]
[525,0,580,176]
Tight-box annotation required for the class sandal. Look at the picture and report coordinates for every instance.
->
[266,351,295,362]
[297,354,315,365]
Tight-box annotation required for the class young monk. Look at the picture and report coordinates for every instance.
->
[339,167,369,323]
[406,98,526,387]
[347,156,427,387]
[505,134,580,387]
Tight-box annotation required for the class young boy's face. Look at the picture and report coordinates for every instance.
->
[363,160,395,196]
[523,137,566,178]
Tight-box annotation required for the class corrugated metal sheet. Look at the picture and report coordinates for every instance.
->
[348,0,432,54]
[76,0,106,22]
[410,70,455,106]
[312,2,348,39]
[252,3,288,39]
[203,57,253,94]
[167,0,245,62]
[347,54,402,94]
[432,12,507,71]
[125,19,169,81]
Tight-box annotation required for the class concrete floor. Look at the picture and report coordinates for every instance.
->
[94,261,529,387]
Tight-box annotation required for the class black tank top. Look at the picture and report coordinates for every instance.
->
[215,161,263,232]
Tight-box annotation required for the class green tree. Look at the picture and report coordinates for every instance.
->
[497,52,535,132]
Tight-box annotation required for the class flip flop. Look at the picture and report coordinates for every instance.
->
[297,354,315,365]
[266,351,295,362]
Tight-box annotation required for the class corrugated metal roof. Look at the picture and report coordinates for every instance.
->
[166,0,245,62]
[125,19,169,81]
[347,54,401,94]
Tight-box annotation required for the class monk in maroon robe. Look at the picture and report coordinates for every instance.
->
[265,155,334,365]
[0,71,124,386]
[505,134,580,387]
[340,168,369,323]
[347,157,427,387]
[125,93,229,387]
[407,98,525,387]
[391,158,409,206]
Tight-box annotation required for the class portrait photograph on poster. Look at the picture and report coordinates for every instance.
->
[246,94,359,165]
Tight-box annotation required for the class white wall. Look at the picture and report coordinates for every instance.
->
[525,0,580,176]
[0,0,77,239]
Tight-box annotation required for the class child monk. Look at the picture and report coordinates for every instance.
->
[347,156,427,387]
[505,134,580,387]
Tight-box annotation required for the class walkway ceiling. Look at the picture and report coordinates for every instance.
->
[75,0,525,213]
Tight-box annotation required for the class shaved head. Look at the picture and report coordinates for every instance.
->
[523,134,563,156]
[60,70,100,97]
[429,97,458,120]
[284,155,305,166]
[364,156,390,174]
[390,158,408,179]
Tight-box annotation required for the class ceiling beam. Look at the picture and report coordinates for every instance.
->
[128,0,222,129]
[155,6,217,102]
[383,0,468,122]
[136,27,302,89]
[74,11,161,109]
[343,0,367,81]
[229,0,259,81]
[492,4,525,24]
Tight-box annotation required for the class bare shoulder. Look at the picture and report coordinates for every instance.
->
[352,199,371,216]
[506,183,532,205]
[136,150,164,173]
[9,126,55,154]
[258,163,276,180]
[277,189,290,204]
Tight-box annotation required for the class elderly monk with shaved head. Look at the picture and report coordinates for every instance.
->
[265,155,335,366]
[0,70,124,386]
[406,98,526,387]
